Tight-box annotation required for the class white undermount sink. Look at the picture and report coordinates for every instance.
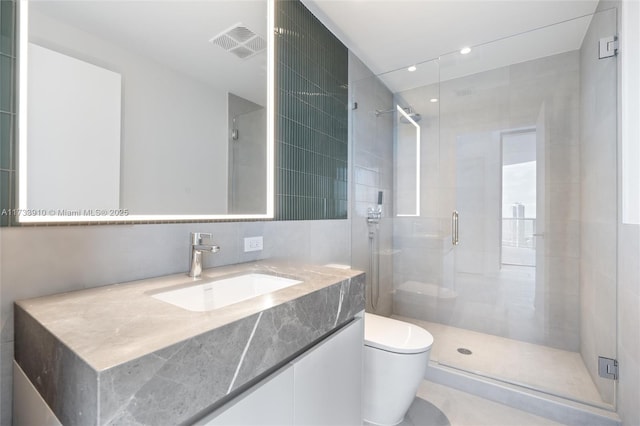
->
[151,273,303,312]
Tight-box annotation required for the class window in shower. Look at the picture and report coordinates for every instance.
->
[501,130,537,267]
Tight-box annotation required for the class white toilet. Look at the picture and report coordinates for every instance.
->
[363,313,434,426]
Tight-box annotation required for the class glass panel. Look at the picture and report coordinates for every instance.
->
[377,9,618,409]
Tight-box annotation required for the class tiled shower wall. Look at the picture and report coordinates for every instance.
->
[275,0,348,220]
[349,53,394,316]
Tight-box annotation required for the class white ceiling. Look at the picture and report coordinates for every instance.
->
[302,0,600,91]
[32,1,602,99]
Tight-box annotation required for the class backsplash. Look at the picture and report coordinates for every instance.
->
[0,0,15,227]
[275,0,348,220]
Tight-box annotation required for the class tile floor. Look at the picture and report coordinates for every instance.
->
[394,315,607,407]
[412,380,566,426]
[365,380,562,426]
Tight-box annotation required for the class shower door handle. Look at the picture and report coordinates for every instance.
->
[452,211,459,245]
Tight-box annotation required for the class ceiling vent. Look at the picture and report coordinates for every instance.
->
[210,23,266,60]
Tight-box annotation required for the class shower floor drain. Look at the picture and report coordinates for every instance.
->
[457,348,472,355]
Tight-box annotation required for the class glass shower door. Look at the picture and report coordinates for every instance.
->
[390,59,459,327]
[391,8,618,409]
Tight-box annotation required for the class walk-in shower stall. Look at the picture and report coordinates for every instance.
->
[350,8,618,410]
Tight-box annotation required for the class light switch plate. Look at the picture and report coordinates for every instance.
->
[244,236,263,252]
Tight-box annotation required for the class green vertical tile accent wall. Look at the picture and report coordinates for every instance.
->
[0,0,15,226]
[275,0,348,220]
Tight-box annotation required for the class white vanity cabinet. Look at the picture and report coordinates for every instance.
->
[200,317,363,426]
[292,316,363,425]
[15,262,365,425]
[199,365,295,425]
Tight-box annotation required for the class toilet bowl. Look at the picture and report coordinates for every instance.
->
[363,313,433,426]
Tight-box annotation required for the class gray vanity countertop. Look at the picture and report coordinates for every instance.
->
[15,260,362,372]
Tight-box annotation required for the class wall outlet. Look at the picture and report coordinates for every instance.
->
[244,236,263,252]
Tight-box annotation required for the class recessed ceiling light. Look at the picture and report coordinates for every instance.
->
[407,65,417,72]
[460,47,471,55]
[430,98,439,103]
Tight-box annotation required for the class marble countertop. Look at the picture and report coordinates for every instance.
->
[16,260,362,372]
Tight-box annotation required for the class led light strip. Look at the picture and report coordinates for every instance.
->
[396,104,421,217]
[17,0,276,223]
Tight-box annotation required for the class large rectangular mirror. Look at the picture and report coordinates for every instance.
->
[17,0,274,223]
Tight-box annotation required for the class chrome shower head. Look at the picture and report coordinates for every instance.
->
[400,112,422,124]
[375,106,422,123]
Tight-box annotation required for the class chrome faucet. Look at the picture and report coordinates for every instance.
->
[188,232,220,278]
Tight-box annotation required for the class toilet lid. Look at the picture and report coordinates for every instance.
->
[364,313,433,354]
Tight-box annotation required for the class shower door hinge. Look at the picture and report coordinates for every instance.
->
[599,36,618,59]
[598,356,619,380]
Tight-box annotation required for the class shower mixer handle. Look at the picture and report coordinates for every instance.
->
[367,206,382,224]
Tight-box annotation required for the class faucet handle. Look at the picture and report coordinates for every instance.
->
[191,232,213,245]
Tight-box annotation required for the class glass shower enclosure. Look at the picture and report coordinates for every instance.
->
[352,8,619,409]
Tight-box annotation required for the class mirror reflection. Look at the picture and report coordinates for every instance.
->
[20,0,272,221]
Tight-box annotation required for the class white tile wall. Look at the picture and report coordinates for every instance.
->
[617,224,640,426]
[617,1,640,420]
[349,52,395,316]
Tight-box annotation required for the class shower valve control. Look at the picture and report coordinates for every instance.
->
[367,207,382,224]
[367,191,383,224]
